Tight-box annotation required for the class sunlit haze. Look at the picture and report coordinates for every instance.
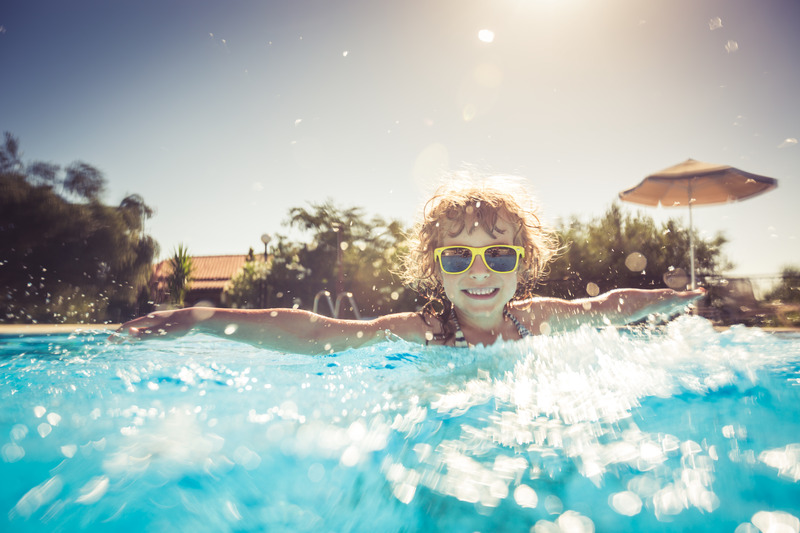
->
[2,0,798,281]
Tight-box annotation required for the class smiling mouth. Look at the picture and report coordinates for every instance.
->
[463,287,499,298]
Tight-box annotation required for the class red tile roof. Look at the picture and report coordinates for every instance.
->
[152,255,265,300]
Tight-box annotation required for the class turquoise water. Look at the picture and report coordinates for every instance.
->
[1,317,799,532]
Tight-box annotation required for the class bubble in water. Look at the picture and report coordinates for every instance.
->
[61,444,77,458]
[224,324,238,335]
[586,283,600,297]
[37,423,52,438]
[2,443,25,462]
[725,40,739,53]
[557,511,594,533]
[513,484,538,508]
[759,444,800,482]
[46,413,61,426]
[12,475,63,518]
[33,406,46,418]
[545,495,563,514]
[625,252,647,272]
[308,462,325,482]
[534,520,561,533]
[709,17,723,30]
[751,510,800,533]
[75,476,109,504]
[610,491,643,516]
[11,424,28,440]
[341,445,360,466]
[233,446,262,470]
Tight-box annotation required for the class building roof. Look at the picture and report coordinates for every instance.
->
[153,254,263,292]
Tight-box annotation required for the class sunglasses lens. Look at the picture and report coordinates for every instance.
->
[440,247,473,273]
[485,246,518,272]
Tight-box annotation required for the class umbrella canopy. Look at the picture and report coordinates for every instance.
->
[619,158,778,289]
[619,158,778,207]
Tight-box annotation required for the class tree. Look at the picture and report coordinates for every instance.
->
[63,161,106,201]
[0,132,158,323]
[257,201,417,316]
[223,259,272,308]
[765,266,800,304]
[166,245,193,307]
[541,204,731,298]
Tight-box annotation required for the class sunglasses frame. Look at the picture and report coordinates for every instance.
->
[434,245,525,275]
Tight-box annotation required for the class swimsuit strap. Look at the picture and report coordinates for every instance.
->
[504,308,533,338]
[449,309,470,348]
[450,307,532,348]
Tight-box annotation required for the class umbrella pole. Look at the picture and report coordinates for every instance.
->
[688,194,696,290]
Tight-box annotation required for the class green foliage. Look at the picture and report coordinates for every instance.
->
[166,245,193,307]
[263,201,417,316]
[223,259,272,308]
[765,266,800,304]
[0,132,158,323]
[541,204,731,298]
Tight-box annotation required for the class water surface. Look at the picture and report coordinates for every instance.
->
[2,317,799,532]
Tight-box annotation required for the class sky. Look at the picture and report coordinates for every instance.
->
[2,0,798,285]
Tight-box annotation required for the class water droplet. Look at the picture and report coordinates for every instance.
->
[610,491,643,516]
[586,283,600,297]
[513,484,538,508]
[2,443,25,462]
[75,476,109,504]
[61,444,77,458]
[625,252,647,272]
[478,29,495,43]
[308,462,325,482]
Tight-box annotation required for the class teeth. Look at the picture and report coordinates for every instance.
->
[466,288,496,295]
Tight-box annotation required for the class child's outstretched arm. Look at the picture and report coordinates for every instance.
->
[111,308,428,355]
[533,288,705,333]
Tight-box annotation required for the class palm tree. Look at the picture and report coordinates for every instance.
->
[167,245,193,307]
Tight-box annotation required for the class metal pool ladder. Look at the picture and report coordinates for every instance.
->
[312,290,362,320]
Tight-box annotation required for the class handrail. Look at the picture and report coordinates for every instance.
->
[312,290,335,316]
[312,290,361,319]
[334,292,362,320]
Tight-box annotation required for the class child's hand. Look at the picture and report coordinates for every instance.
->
[108,309,195,343]
[652,287,706,315]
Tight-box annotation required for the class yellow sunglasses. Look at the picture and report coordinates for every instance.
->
[434,245,525,274]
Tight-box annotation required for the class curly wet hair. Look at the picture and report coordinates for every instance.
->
[400,175,560,317]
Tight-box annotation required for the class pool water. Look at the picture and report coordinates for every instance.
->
[1,317,799,532]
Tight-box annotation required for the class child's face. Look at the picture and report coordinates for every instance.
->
[437,215,520,321]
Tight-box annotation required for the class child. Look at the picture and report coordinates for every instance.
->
[115,176,703,353]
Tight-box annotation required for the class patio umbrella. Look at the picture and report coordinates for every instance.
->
[619,158,778,289]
